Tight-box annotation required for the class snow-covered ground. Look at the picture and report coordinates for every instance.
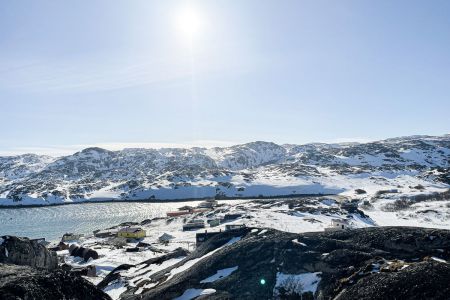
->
[1,135,448,206]
[273,272,322,296]
[57,192,450,299]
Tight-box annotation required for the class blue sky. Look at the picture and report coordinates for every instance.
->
[1,0,449,155]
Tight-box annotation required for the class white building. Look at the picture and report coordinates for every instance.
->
[325,219,350,231]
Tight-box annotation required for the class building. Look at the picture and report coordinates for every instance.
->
[196,231,221,246]
[167,208,209,217]
[117,227,146,239]
[223,213,242,221]
[225,224,246,231]
[93,229,115,238]
[167,210,191,217]
[183,219,205,231]
[207,218,221,227]
[30,238,49,246]
[198,200,218,209]
[61,233,82,242]
[325,219,350,231]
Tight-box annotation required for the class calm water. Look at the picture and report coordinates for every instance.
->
[0,200,244,242]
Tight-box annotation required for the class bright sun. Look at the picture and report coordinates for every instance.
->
[176,7,203,38]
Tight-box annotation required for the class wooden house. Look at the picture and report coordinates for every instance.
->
[117,227,146,239]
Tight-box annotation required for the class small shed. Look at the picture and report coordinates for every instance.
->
[61,233,82,242]
[223,214,242,221]
[326,219,350,231]
[183,219,205,231]
[118,227,146,239]
[225,224,246,231]
[198,200,218,209]
[207,218,221,227]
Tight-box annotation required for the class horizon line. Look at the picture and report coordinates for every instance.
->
[1,133,449,157]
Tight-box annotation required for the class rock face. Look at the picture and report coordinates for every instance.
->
[125,227,450,300]
[0,236,57,270]
[334,261,450,300]
[0,263,111,300]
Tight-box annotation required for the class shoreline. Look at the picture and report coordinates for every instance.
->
[0,193,334,209]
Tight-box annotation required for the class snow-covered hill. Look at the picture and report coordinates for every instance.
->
[0,135,449,206]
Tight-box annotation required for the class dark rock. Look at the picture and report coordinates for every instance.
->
[124,227,450,300]
[140,219,152,225]
[0,263,110,300]
[69,244,99,262]
[0,236,57,270]
[335,261,450,300]
[100,247,190,295]
[126,247,140,252]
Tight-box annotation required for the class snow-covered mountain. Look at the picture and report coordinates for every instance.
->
[0,135,449,206]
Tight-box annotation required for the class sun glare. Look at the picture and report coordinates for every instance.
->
[176,7,203,38]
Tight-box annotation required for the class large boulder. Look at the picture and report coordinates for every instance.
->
[0,263,111,300]
[0,236,57,270]
[69,244,99,262]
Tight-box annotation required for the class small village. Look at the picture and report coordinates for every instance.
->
[37,196,366,299]
[2,194,448,299]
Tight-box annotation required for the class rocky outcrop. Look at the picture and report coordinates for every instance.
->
[0,263,111,300]
[126,227,450,300]
[334,261,450,300]
[0,236,57,270]
[98,247,190,291]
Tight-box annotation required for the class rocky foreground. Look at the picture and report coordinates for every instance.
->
[0,236,111,300]
[0,263,110,300]
[118,227,450,300]
[1,226,450,299]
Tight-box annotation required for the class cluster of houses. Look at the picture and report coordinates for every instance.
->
[166,200,218,217]
[63,226,147,244]
[195,224,246,246]
[182,213,243,231]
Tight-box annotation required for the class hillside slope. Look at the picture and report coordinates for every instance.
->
[118,226,450,300]
[0,135,449,206]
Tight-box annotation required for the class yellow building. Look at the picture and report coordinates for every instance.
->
[117,227,146,239]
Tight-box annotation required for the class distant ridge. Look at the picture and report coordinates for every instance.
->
[0,134,449,206]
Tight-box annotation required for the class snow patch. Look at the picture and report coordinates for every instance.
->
[292,239,307,246]
[431,257,447,263]
[200,266,238,283]
[173,288,216,300]
[225,236,241,246]
[168,237,242,281]
[104,281,127,300]
[273,272,321,297]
